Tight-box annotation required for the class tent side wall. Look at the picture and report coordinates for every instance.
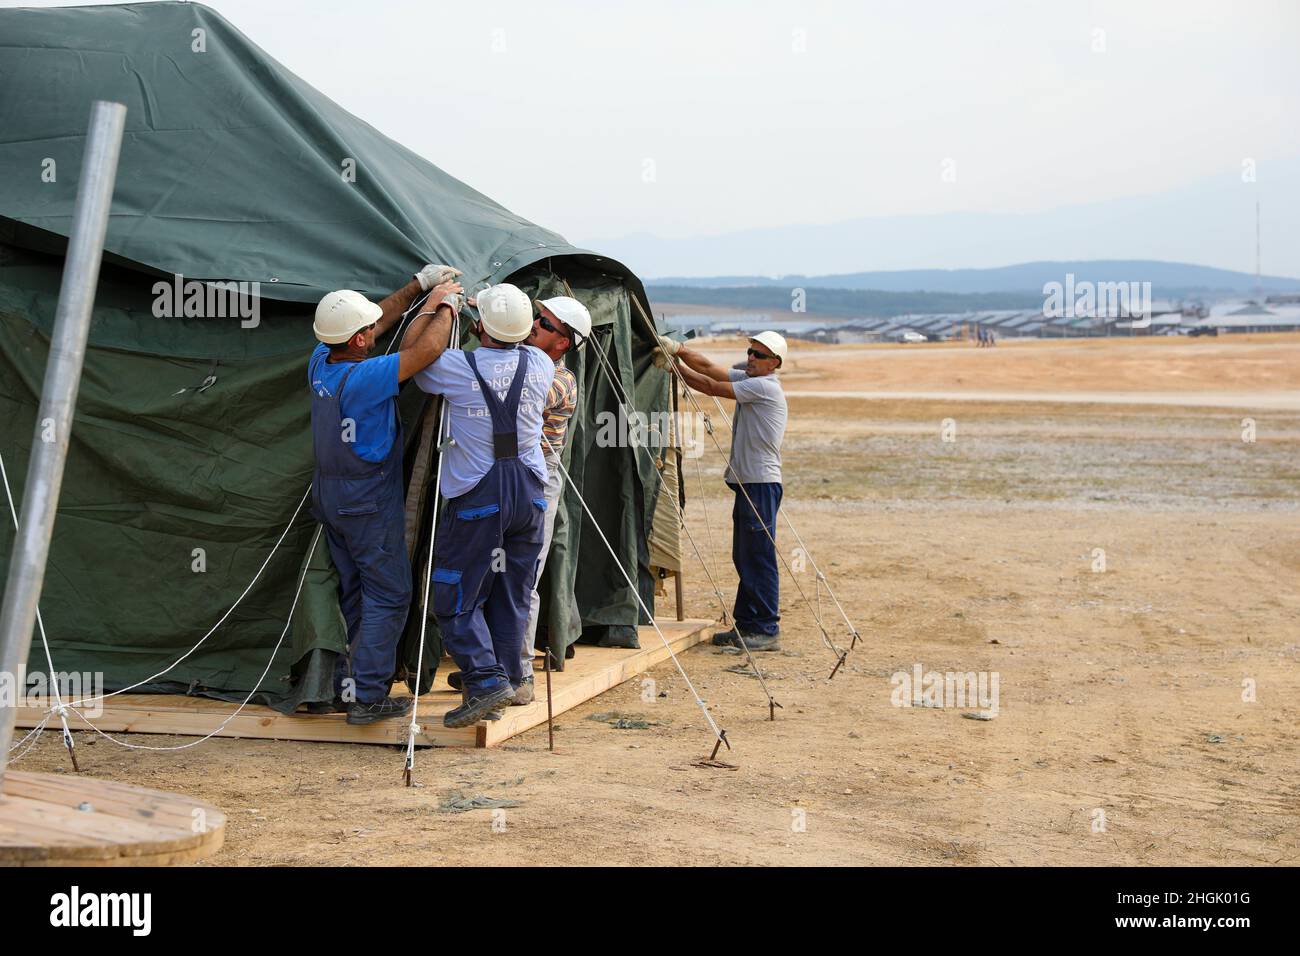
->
[0,241,348,704]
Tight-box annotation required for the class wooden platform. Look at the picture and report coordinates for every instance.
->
[14,618,714,748]
[0,771,226,866]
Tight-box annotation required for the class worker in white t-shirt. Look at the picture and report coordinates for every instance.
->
[658,331,788,651]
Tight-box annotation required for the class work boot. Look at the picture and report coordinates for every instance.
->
[510,676,535,706]
[346,696,414,725]
[446,671,464,691]
[444,680,515,729]
[711,626,739,647]
[737,629,782,652]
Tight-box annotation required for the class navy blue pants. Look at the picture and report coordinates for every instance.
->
[322,498,411,704]
[432,461,546,697]
[729,482,782,636]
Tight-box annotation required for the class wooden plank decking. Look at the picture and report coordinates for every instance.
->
[13,618,714,749]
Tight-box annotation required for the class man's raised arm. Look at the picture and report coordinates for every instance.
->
[396,281,461,381]
[675,355,736,399]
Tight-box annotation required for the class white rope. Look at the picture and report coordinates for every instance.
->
[689,435,726,623]
[64,485,313,707]
[6,711,52,758]
[57,524,321,752]
[542,432,725,746]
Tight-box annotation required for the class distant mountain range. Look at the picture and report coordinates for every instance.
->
[647,260,1300,298]
[648,285,1043,320]
[589,155,1300,282]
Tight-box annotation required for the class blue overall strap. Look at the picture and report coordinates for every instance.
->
[312,361,364,478]
[332,363,360,419]
[465,347,530,460]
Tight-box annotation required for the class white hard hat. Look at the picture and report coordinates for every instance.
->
[314,290,383,345]
[535,296,593,347]
[475,283,533,343]
[749,330,788,366]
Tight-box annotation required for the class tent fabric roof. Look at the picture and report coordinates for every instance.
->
[0,1,668,704]
[0,1,644,310]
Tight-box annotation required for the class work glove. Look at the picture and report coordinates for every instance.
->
[415,263,463,291]
[653,348,674,370]
[437,291,465,315]
[656,334,681,356]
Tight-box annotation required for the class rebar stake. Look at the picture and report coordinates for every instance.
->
[828,651,848,681]
[545,649,555,753]
[709,729,730,761]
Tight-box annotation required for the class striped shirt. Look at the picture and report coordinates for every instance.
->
[541,362,578,454]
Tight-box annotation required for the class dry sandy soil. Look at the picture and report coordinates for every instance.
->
[15,336,1300,865]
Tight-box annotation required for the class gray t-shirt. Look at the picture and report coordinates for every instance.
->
[726,367,787,485]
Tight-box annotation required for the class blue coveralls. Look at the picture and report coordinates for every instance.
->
[309,361,412,705]
[432,347,547,698]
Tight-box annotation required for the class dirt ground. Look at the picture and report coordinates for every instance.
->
[15,336,1300,865]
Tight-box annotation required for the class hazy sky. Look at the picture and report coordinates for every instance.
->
[7,0,1299,271]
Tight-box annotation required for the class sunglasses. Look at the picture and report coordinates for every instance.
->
[747,347,776,361]
[538,314,585,349]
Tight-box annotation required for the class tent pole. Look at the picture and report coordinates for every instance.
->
[672,374,685,622]
[0,101,126,790]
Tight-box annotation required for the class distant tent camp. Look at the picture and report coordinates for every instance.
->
[0,1,678,712]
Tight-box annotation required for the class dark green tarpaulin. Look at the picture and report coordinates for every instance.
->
[0,2,667,709]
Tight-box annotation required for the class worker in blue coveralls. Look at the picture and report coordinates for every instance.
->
[308,264,464,725]
[414,283,554,728]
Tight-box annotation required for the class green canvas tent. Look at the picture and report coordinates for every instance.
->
[0,1,676,712]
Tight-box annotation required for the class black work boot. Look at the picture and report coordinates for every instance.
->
[711,626,739,647]
[446,671,464,691]
[737,630,782,652]
[444,681,515,729]
[346,695,414,725]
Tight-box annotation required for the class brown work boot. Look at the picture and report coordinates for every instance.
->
[510,676,535,706]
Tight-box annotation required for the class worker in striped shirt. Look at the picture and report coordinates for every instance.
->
[515,296,591,704]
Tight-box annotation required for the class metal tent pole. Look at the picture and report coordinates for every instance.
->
[0,101,127,789]
[671,373,685,622]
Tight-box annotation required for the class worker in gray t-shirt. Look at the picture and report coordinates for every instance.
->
[657,331,789,651]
